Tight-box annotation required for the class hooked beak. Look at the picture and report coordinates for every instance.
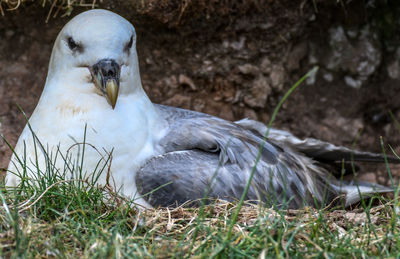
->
[90,59,120,109]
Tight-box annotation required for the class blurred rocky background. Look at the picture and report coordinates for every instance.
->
[0,0,399,184]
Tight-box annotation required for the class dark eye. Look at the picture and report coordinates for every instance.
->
[124,35,134,52]
[67,37,81,52]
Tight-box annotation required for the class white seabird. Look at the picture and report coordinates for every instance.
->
[6,9,397,209]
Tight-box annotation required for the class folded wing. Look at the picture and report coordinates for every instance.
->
[136,105,340,208]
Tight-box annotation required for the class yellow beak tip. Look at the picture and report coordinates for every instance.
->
[105,79,119,109]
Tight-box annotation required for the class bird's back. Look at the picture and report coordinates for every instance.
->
[137,105,353,208]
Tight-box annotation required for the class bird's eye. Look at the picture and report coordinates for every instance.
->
[67,37,80,51]
[124,35,134,52]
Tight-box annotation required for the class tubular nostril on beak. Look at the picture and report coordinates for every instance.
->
[101,67,115,77]
[96,59,119,78]
[106,69,115,77]
[91,59,121,84]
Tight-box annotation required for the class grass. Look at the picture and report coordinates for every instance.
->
[0,186,399,258]
[1,66,400,258]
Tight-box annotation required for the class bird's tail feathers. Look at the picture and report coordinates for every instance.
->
[331,181,394,207]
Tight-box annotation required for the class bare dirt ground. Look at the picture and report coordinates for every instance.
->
[0,0,400,185]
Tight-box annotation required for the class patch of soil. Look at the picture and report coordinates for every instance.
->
[0,0,399,185]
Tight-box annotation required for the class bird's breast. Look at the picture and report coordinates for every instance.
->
[7,94,160,198]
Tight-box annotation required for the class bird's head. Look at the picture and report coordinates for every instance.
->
[48,9,140,109]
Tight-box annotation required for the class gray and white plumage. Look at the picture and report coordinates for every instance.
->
[138,105,395,208]
[6,9,397,209]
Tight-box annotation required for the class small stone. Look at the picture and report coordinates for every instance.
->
[243,75,271,108]
[237,64,259,76]
[178,74,197,90]
[145,57,153,65]
[213,96,223,101]
[270,65,285,91]
[344,76,362,89]
[230,36,246,50]
[346,28,358,39]
[323,72,333,82]
[260,57,272,74]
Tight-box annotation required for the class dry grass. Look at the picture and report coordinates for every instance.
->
[1,148,398,257]
[0,0,97,21]
[142,200,399,255]
[1,189,399,258]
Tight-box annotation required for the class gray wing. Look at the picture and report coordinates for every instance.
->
[136,150,245,207]
[136,150,336,208]
[155,105,280,167]
[136,105,339,208]
[235,118,399,163]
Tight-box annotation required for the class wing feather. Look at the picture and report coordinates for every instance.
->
[235,118,399,163]
[137,105,394,209]
[136,150,337,208]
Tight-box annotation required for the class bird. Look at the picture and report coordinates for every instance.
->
[5,9,398,209]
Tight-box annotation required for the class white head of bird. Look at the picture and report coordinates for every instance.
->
[46,9,144,109]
